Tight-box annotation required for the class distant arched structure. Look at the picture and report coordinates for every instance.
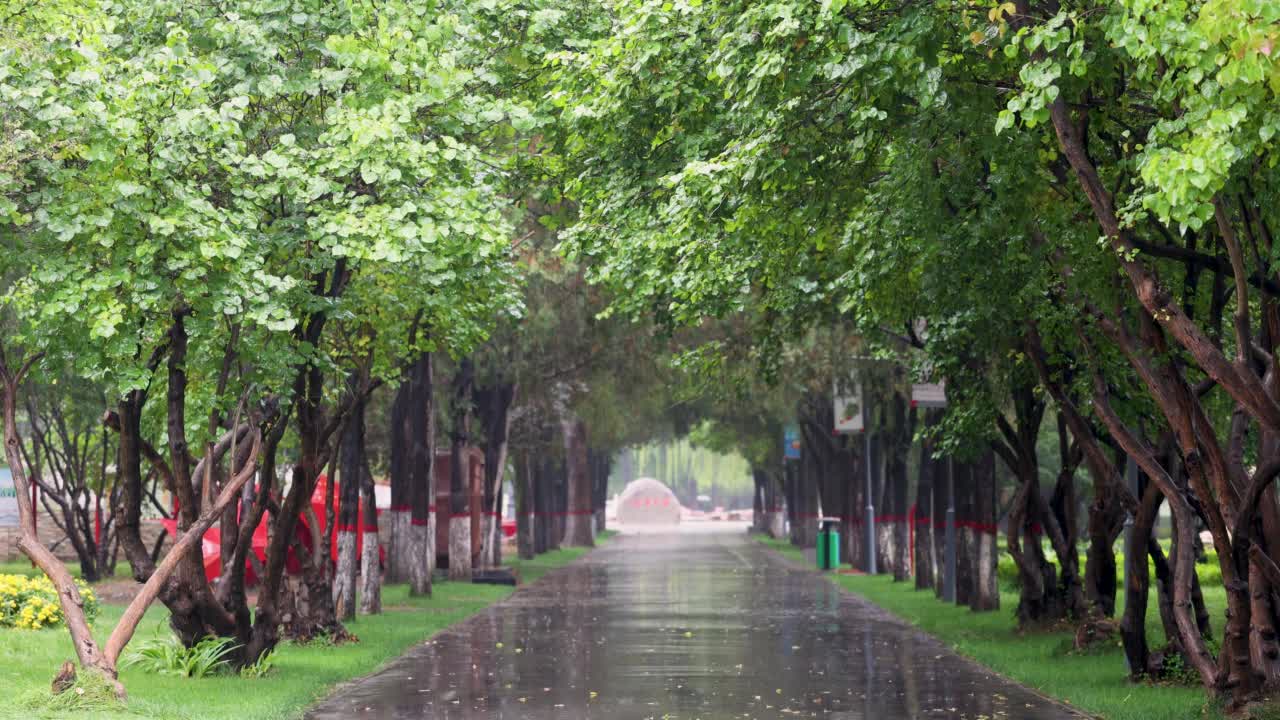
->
[616,477,682,525]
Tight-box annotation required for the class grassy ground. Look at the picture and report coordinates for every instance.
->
[757,536,1226,720]
[0,537,611,720]
[0,560,129,580]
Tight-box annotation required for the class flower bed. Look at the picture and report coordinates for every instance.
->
[0,574,98,630]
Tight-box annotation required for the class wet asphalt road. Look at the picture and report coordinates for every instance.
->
[307,528,1085,719]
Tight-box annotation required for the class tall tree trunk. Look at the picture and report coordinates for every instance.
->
[955,457,975,607]
[550,458,566,551]
[1084,476,1125,618]
[752,468,765,533]
[969,450,1000,612]
[532,454,549,555]
[1121,478,1162,677]
[516,451,535,560]
[914,411,941,591]
[886,393,913,582]
[359,450,380,615]
[448,358,475,581]
[933,449,948,599]
[562,416,595,547]
[406,353,434,597]
[590,449,610,535]
[334,375,363,621]
[474,382,515,569]
[386,376,411,584]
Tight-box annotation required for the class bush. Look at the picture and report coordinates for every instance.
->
[0,574,98,630]
[239,648,276,679]
[125,635,240,678]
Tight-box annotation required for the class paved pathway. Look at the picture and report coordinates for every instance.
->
[308,529,1085,719]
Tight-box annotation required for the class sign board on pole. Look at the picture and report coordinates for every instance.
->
[910,381,947,408]
[833,381,865,434]
[783,424,801,460]
[0,467,17,527]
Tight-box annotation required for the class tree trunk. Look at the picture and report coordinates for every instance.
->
[475,382,515,569]
[334,375,364,621]
[562,416,595,547]
[955,457,975,607]
[969,450,1000,612]
[550,458,566,551]
[532,455,549,555]
[590,449,610,535]
[406,353,435,597]
[915,409,942,591]
[359,453,381,615]
[752,468,765,533]
[448,358,475,581]
[1084,478,1125,618]
[386,374,412,584]
[516,451,535,560]
[887,395,913,582]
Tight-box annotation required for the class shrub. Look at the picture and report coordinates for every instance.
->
[0,573,98,630]
[125,635,240,678]
[239,649,276,679]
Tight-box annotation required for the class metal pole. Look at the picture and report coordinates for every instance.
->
[865,426,876,575]
[944,455,957,603]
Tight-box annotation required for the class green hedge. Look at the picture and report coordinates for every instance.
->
[996,546,1222,594]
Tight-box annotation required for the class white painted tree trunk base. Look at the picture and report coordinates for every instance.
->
[333,531,358,620]
[448,517,472,580]
[360,530,381,615]
[408,521,431,596]
[766,511,785,539]
[479,516,495,569]
[386,510,410,583]
[976,529,998,610]
[426,511,436,575]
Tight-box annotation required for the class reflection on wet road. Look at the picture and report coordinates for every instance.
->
[307,529,1083,719]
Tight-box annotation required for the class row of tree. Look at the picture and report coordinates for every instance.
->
[549,0,1280,709]
[0,0,668,699]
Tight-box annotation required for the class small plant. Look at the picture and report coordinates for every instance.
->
[125,634,240,678]
[20,668,123,715]
[292,629,339,648]
[239,649,276,679]
[0,573,98,630]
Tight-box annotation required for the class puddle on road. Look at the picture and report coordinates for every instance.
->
[308,531,1084,719]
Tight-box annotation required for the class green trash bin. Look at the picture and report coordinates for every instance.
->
[817,518,840,570]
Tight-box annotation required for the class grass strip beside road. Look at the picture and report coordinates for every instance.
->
[0,535,613,720]
[756,535,1222,720]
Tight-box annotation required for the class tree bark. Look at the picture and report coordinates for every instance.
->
[448,358,475,580]
[475,381,515,568]
[406,353,435,597]
[915,409,942,591]
[359,450,380,615]
[516,451,535,560]
[562,416,595,547]
[334,374,363,621]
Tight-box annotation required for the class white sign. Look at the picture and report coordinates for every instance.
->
[911,382,947,408]
[0,467,17,527]
[834,381,865,434]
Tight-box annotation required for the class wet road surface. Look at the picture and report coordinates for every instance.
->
[308,529,1085,719]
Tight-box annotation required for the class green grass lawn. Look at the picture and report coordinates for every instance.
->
[0,537,609,720]
[757,536,1226,720]
[0,560,129,580]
